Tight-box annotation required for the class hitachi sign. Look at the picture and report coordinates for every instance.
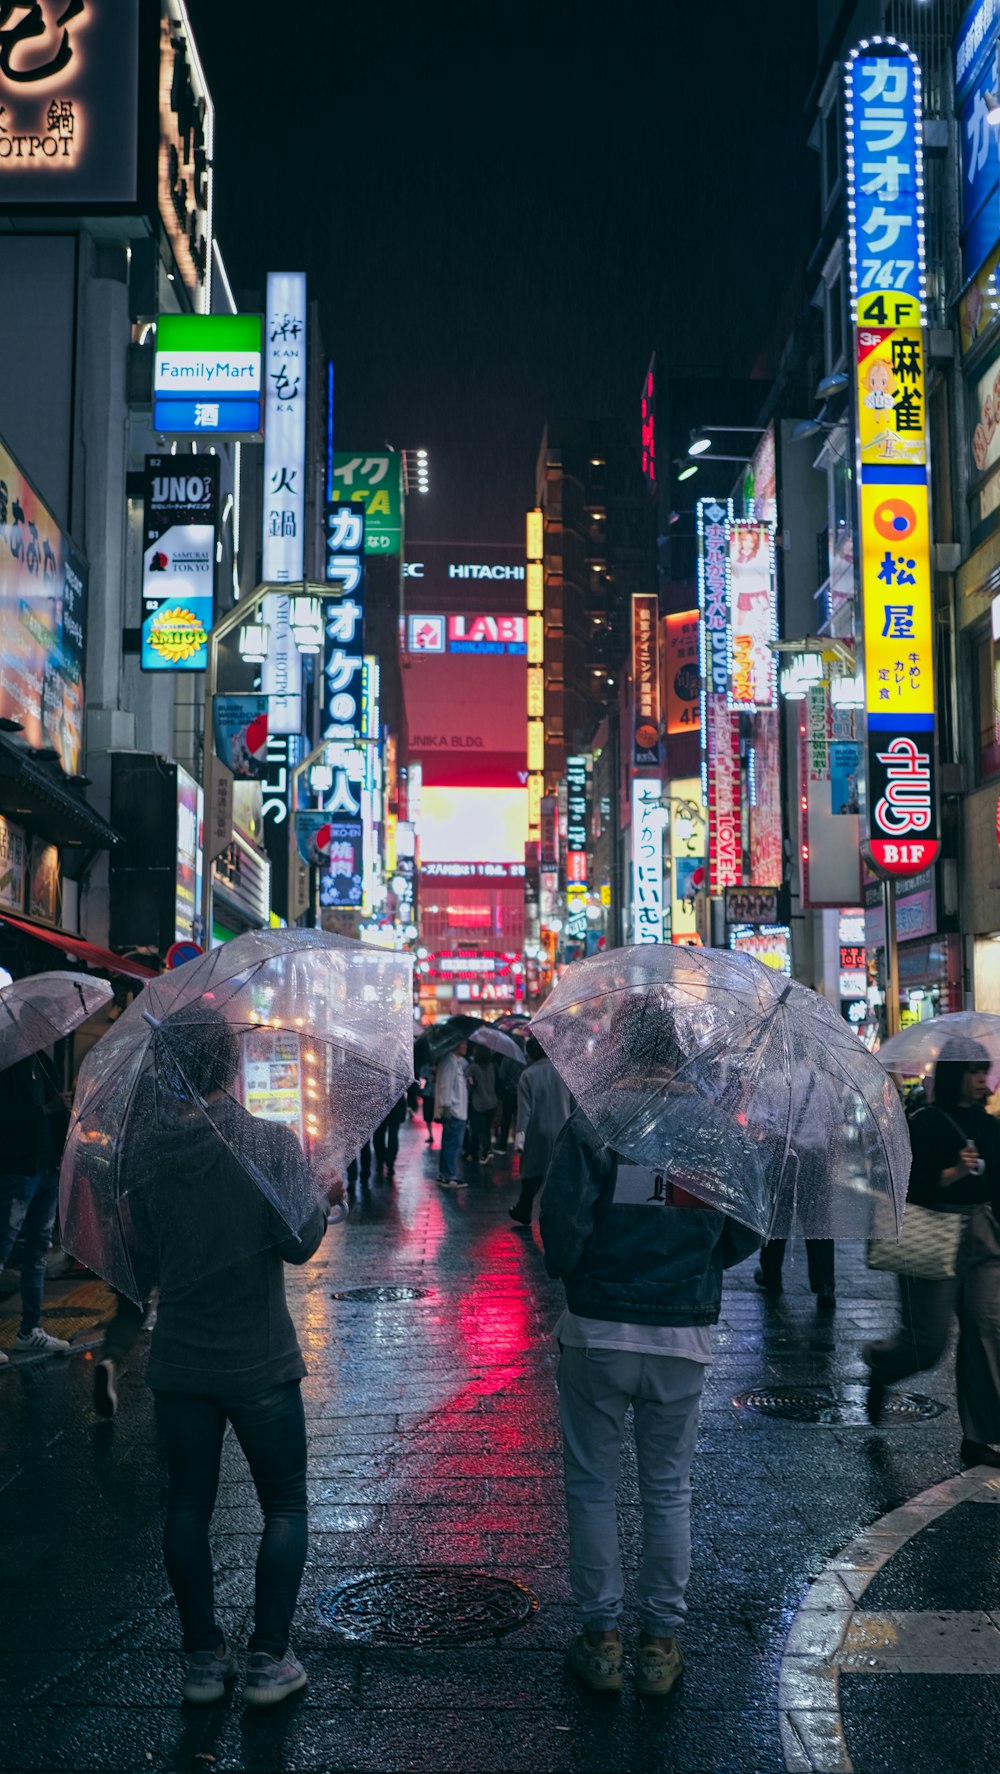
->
[447,563,525,580]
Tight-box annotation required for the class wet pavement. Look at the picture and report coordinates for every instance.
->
[0,1118,996,1773]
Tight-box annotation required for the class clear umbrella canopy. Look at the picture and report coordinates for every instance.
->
[877,1013,1000,1093]
[531,945,909,1241]
[471,1026,525,1062]
[0,971,112,1071]
[59,930,413,1303]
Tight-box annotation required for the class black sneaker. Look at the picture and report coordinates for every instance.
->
[816,1286,836,1312]
[753,1266,782,1295]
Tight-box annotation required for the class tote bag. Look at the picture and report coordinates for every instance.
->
[868,1110,976,1281]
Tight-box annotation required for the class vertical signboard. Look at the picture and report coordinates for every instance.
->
[141,455,218,671]
[0,432,87,775]
[631,594,662,767]
[153,315,263,437]
[664,611,700,736]
[727,520,776,712]
[526,508,544,839]
[565,754,588,944]
[158,0,214,312]
[631,778,664,944]
[261,271,306,734]
[697,498,741,894]
[845,39,939,880]
[641,354,657,488]
[669,778,705,945]
[321,505,366,744]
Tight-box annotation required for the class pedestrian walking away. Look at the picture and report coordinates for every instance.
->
[467,1045,498,1166]
[434,1039,469,1188]
[509,1034,571,1226]
[0,1051,72,1362]
[125,1007,337,1707]
[92,1289,157,1418]
[540,1001,759,1696]
[495,1049,523,1150]
[373,1093,407,1180]
[752,1060,844,1309]
[865,1040,1000,1467]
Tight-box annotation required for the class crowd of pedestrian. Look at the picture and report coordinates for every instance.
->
[6,998,1000,1710]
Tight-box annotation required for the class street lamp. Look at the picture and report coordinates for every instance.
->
[201,580,332,951]
[687,425,765,458]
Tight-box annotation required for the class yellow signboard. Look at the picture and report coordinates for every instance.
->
[860,482,933,717]
[527,561,544,610]
[527,666,545,718]
[857,315,926,468]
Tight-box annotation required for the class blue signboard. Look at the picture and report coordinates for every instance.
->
[957,0,1000,106]
[844,40,925,317]
[955,3,1000,285]
[152,396,263,436]
[322,504,366,744]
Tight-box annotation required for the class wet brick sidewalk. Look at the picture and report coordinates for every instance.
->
[0,1119,992,1773]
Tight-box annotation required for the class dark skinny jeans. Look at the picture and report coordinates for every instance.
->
[154,1380,308,1657]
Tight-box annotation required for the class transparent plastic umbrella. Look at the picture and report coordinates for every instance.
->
[531,945,909,1241]
[877,1013,1000,1093]
[59,930,414,1303]
[0,971,113,1071]
[471,1026,524,1062]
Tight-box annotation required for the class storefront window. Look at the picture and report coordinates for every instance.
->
[976,629,1000,780]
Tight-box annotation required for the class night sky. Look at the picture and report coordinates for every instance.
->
[185,3,818,545]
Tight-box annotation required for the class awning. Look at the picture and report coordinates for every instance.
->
[0,913,157,981]
[0,735,121,860]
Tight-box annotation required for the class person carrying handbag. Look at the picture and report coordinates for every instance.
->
[864,1039,1000,1467]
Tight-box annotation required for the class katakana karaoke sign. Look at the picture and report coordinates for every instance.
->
[322,503,366,746]
[847,38,938,880]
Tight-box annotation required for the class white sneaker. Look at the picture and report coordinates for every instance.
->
[15,1327,71,1355]
[0,1348,8,1365]
[437,1176,468,1189]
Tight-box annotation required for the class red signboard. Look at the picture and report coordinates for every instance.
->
[706,698,741,895]
[631,594,662,768]
[664,611,700,736]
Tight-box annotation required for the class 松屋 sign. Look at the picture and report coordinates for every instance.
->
[153,315,262,437]
[846,38,938,880]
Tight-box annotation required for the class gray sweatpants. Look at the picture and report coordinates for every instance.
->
[557,1345,705,1637]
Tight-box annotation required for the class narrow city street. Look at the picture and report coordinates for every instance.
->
[0,1118,993,1774]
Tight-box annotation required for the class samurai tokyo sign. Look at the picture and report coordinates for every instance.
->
[846,38,938,879]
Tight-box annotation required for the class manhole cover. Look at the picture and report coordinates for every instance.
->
[316,1568,538,1644]
[733,1386,945,1426]
[331,1285,430,1303]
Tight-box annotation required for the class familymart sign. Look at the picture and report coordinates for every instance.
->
[154,313,263,438]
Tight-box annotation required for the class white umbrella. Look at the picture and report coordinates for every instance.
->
[471,1026,525,1062]
[0,970,113,1071]
[531,944,909,1241]
[60,930,413,1302]
[877,1012,1000,1092]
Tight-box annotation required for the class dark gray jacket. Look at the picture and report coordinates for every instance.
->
[516,1057,571,1178]
[129,1094,328,1398]
[541,1108,759,1326]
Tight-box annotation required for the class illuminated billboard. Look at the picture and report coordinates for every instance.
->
[847,51,938,879]
[407,613,526,656]
[0,0,140,205]
[330,453,402,555]
[727,521,776,713]
[261,271,306,736]
[141,456,218,671]
[697,498,741,894]
[153,315,262,438]
[0,432,87,775]
[418,787,528,864]
[632,778,664,944]
[631,595,661,767]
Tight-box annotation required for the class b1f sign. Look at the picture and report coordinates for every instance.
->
[154,315,263,437]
